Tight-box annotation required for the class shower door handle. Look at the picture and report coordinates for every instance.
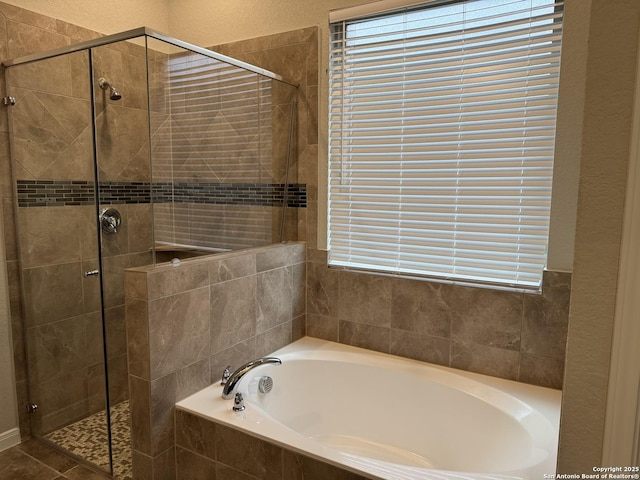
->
[84,269,99,277]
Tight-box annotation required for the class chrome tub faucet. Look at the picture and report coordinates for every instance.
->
[221,357,281,399]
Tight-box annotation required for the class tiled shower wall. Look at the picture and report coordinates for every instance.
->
[210,26,319,250]
[148,43,304,251]
[124,242,306,479]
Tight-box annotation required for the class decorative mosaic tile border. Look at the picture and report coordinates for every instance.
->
[17,180,307,208]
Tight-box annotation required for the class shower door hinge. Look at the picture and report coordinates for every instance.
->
[3,96,16,106]
[26,403,38,414]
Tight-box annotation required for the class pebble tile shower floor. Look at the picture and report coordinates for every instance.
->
[45,401,132,479]
[0,401,132,479]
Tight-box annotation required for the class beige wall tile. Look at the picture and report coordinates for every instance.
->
[338,320,390,354]
[520,353,565,390]
[255,322,292,358]
[22,262,84,326]
[338,271,392,328]
[175,410,216,460]
[176,447,216,480]
[449,286,523,351]
[6,20,69,59]
[129,375,151,455]
[148,287,210,379]
[391,278,452,338]
[125,298,150,380]
[450,341,519,381]
[210,276,257,354]
[209,253,257,283]
[32,368,89,434]
[150,373,176,455]
[282,449,369,480]
[305,314,337,342]
[209,337,256,385]
[151,446,175,480]
[147,262,210,300]
[175,358,210,402]
[390,329,450,367]
[256,267,292,334]
[18,206,84,267]
[131,449,153,480]
[215,424,282,480]
[26,317,88,384]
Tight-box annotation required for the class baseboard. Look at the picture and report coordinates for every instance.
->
[0,428,21,452]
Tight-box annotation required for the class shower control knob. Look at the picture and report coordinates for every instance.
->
[100,208,121,234]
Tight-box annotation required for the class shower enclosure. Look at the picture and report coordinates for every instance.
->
[2,28,298,478]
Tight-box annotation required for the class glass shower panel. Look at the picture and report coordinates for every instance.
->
[91,37,153,479]
[147,37,299,260]
[5,51,112,473]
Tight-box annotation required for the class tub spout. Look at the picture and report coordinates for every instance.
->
[221,357,281,399]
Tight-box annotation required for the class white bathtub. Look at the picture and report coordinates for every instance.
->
[177,337,561,480]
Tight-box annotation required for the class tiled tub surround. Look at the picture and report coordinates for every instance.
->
[306,249,571,390]
[124,242,306,479]
[175,408,372,480]
[175,338,561,480]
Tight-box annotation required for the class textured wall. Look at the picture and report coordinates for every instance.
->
[547,0,592,272]
[0,0,169,36]
[559,0,640,471]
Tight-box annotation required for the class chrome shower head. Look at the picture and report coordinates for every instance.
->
[98,77,122,101]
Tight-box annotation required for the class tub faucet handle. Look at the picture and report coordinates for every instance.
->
[221,357,282,399]
[221,366,232,386]
[233,392,245,412]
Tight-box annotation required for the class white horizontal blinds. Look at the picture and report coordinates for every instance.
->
[328,0,563,289]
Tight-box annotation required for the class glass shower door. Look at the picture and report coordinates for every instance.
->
[90,38,154,479]
[6,50,114,474]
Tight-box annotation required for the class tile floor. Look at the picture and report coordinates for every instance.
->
[0,438,110,479]
[0,400,133,480]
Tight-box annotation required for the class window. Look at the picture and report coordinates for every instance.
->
[328,0,564,290]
